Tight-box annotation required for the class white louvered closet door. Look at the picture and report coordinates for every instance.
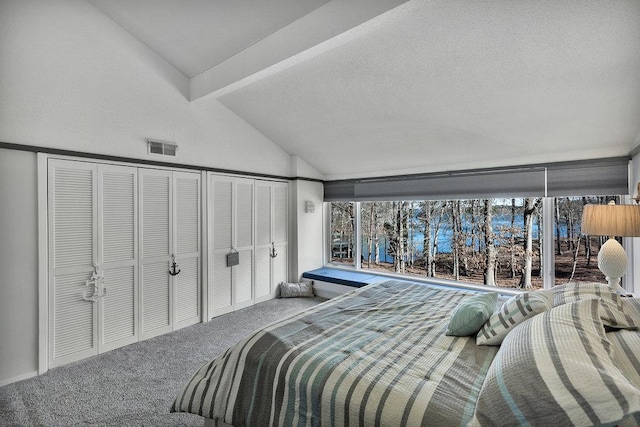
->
[272,183,289,287]
[210,175,234,317]
[234,179,254,310]
[139,169,173,339]
[98,164,138,352]
[254,182,272,302]
[173,172,201,329]
[48,159,98,367]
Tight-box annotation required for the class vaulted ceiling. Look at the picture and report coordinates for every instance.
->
[88,0,640,180]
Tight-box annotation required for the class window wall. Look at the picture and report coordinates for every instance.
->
[329,196,620,290]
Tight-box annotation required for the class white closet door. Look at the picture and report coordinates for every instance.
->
[139,169,173,339]
[234,179,254,309]
[174,172,201,329]
[273,182,289,287]
[273,245,288,289]
[98,164,138,352]
[210,176,234,316]
[254,182,272,301]
[273,183,288,245]
[48,159,98,367]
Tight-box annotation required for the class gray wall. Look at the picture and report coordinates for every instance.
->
[0,148,39,384]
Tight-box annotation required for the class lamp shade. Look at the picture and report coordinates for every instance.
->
[581,204,640,237]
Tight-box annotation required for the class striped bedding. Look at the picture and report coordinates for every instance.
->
[171,280,504,426]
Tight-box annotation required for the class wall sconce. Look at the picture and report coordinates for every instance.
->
[581,201,640,293]
[305,201,315,213]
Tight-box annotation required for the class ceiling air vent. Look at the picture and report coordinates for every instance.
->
[147,139,177,156]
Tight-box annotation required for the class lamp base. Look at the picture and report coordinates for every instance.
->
[598,238,628,294]
[605,277,626,294]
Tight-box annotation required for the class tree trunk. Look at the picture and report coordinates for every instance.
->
[452,201,461,280]
[484,199,496,286]
[423,201,433,277]
[519,198,538,289]
[395,202,405,273]
[555,201,563,255]
[569,233,582,282]
[367,203,374,268]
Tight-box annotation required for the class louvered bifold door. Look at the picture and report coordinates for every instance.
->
[254,181,272,302]
[173,172,201,329]
[98,164,138,352]
[210,175,234,317]
[272,183,289,287]
[48,159,98,367]
[234,179,254,309]
[139,169,173,339]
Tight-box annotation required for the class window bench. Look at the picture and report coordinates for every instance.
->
[302,267,385,299]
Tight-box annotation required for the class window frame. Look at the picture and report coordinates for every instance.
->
[324,197,629,291]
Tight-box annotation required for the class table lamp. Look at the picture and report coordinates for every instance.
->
[581,201,640,293]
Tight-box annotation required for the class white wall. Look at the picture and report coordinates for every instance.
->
[289,180,325,281]
[0,149,39,386]
[0,0,291,177]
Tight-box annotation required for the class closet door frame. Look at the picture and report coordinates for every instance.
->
[38,154,204,374]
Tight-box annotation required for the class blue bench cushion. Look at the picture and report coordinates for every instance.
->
[302,268,381,288]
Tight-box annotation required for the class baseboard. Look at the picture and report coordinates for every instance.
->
[0,370,38,388]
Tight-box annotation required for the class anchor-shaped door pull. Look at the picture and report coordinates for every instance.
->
[169,254,181,276]
[83,267,106,302]
[270,242,278,259]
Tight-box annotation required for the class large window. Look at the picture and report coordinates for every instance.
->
[329,196,621,290]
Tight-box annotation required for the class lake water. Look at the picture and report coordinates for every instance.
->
[359,214,576,263]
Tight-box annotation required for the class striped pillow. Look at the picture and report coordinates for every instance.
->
[552,282,622,307]
[476,290,552,346]
[552,282,637,329]
[445,292,498,336]
[475,298,640,426]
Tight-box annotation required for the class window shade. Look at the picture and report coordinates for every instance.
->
[546,158,629,196]
[323,157,629,201]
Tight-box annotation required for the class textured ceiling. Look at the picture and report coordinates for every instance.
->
[90,0,640,180]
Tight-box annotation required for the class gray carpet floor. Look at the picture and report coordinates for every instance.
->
[0,297,326,426]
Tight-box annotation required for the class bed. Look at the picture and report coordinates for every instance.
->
[171,280,640,426]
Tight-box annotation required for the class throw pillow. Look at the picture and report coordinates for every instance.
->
[278,281,314,298]
[445,292,498,337]
[476,290,552,345]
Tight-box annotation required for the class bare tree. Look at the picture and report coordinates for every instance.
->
[451,201,462,280]
[510,198,517,278]
[421,201,433,277]
[483,199,497,286]
[519,198,541,289]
